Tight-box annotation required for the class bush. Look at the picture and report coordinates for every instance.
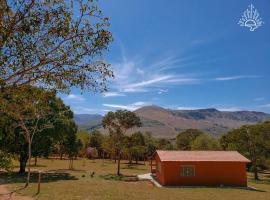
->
[0,151,13,171]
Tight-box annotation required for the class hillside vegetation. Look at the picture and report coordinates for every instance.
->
[75,106,270,137]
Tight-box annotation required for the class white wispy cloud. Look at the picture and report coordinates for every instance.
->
[103,101,150,111]
[108,48,201,94]
[72,106,110,114]
[253,97,265,101]
[260,104,270,108]
[214,75,260,81]
[125,75,172,88]
[64,94,85,101]
[102,92,126,97]
[158,89,168,95]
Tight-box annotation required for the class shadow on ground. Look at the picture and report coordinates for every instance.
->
[0,171,78,184]
[100,173,138,182]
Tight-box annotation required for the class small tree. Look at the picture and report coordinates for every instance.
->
[144,132,157,157]
[102,110,141,175]
[77,131,90,157]
[62,121,81,169]
[89,130,104,157]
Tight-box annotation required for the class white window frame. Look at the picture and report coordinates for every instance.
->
[181,165,195,177]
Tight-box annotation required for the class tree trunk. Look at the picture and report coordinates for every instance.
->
[34,156,37,166]
[19,153,28,174]
[117,151,121,176]
[60,153,63,160]
[128,155,132,164]
[25,140,32,187]
[253,161,259,180]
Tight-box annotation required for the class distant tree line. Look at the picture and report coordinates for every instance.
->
[1,106,270,181]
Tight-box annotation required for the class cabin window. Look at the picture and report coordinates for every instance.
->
[181,166,195,177]
[157,161,161,173]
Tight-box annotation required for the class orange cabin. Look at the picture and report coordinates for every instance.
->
[150,150,250,187]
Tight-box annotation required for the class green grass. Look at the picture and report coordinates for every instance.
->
[1,158,270,200]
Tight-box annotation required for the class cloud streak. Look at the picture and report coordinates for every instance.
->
[103,101,150,111]
[214,75,260,81]
[102,92,126,97]
[64,94,85,101]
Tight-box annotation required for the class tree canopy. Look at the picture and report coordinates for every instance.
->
[0,86,77,185]
[220,121,270,180]
[191,134,220,150]
[102,110,141,175]
[0,0,113,92]
[176,129,204,150]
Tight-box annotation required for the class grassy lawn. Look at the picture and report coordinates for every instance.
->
[1,158,270,200]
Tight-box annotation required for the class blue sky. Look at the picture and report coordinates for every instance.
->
[61,0,270,115]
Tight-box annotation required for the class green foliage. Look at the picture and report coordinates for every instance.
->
[176,129,204,150]
[0,86,78,174]
[77,131,90,157]
[63,121,81,159]
[191,134,220,150]
[144,132,157,156]
[102,110,141,175]
[156,138,174,150]
[0,0,113,92]
[220,121,270,179]
[0,150,13,171]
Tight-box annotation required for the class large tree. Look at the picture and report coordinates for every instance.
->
[0,86,72,186]
[0,0,113,92]
[220,122,270,180]
[102,110,141,175]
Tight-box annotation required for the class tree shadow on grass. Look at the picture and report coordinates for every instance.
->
[100,174,138,182]
[0,171,78,184]
[249,178,270,185]
[122,164,147,171]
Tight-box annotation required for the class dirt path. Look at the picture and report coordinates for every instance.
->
[0,184,33,200]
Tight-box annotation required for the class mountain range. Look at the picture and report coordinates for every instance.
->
[74,106,270,138]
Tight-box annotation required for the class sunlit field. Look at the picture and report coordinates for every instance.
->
[0,158,269,200]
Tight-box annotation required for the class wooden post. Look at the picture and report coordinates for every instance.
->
[37,171,42,194]
[150,157,152,173]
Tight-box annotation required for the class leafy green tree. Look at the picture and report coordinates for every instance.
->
[144,132,157,157]
[123,132,147,164]
[191,134,220,150]
[0,86,58,186]
[0,86,75,186]
[89,130,104,157]
[102,110,141,175]
[77,131,90,157]
[176,129,204,150]
[156,138,173,150]
[62,121,81,169]
[101,135,115,160]
[0,0,113,92]
[220,122,270,180]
